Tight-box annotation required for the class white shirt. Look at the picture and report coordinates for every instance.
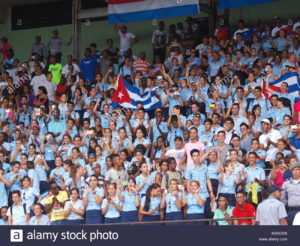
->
[259,128,282,161]
[62,63,81,75]
[64,199,84,220]
[30,74,46,96]
[119,30,136,51]
[43,80,57,102]
[293,212,300,225]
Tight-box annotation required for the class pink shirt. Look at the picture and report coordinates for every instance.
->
[273,171,284,188]
[184,141,205,168]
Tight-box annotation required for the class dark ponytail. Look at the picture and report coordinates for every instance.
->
[144,183,160,212]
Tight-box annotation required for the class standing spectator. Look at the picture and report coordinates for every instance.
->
[30,65,46,96]
[43,72,57,103]
[180,128,205,168]
[259,118,282,162]
[256,185,288,225]
[48,56,62,85]
[31,36,47,62]
[0,37,13,62]
[281,162,300,225]
[113,24,140,57]
[133,51,150,75]
[152,21,167,63]
[47,29,72,62]
[80,48,98,86]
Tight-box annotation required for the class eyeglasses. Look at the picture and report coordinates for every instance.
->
[240,128,247,130]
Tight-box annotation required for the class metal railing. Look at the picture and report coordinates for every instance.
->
[82,217,256,226]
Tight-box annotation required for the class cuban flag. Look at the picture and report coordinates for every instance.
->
[108,0,200,24]
[217,0,279,9]
[112,75,161,111]
[262,72,300,99]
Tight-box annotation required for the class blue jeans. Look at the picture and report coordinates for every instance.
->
[50,220,66,225]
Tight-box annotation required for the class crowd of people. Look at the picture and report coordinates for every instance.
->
[0,14,300,226]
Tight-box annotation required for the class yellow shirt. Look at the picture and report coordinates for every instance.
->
[42,191,68,221]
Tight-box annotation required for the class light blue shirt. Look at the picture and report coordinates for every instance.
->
[27,169,40,193]
[180,88,193,103]
[219,173,237,194]
[185,164,209,197]
[248,97,271,118]
[29,215,50,225]
[101,197,122,218]
[140,196,161,216]
[122,191,138,212]
[47,119,67,135]
[165,192,182,213]
[43,144,57,161]
[84,187,104,210]
[50,167,66,187]
[242,166,266,192]
[207,163,219,180]
[35,164,48,182]
[21,187,39,208]
[6,172,22,192]
[167,127,183,149]
[0,182,8,208]
[135,174,152,196]
[150,119,169,142]
[186,192,205,214]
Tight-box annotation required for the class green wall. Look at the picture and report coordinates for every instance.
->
[0,0,299,63]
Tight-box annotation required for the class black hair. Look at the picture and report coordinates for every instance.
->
[190,149,200,156]
[144,183,160,212]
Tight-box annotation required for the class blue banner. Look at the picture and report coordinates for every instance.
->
[217,0,279,10]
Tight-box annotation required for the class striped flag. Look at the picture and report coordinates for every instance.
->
[108,0,200,24]
[262,72,300,99]
[112,75,161,111]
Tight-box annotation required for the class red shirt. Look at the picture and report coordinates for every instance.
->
[232,203,256,225]
[0,43,13,61]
